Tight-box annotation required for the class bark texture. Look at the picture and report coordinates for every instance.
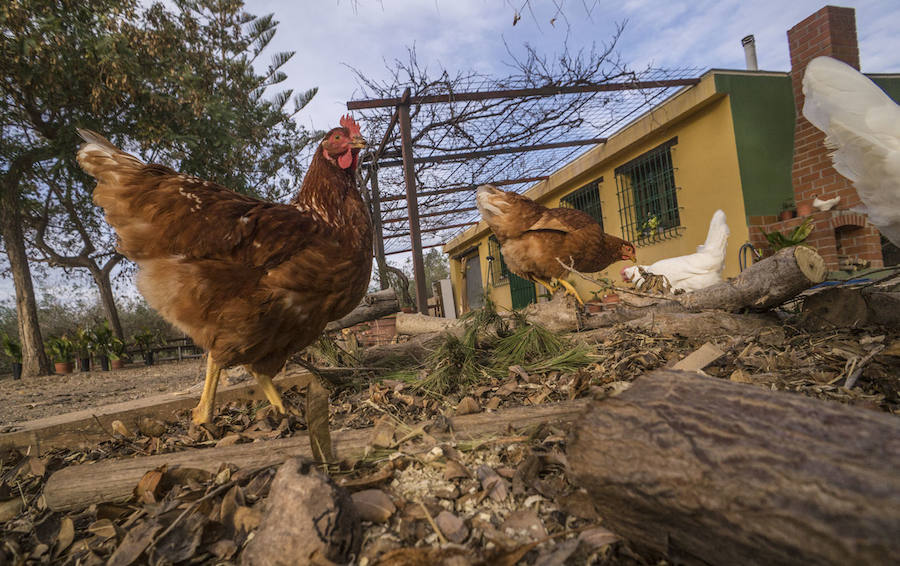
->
[325,288,399,332]
[568,370,900,566]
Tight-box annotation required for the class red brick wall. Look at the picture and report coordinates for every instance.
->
[787,6,861,211]
[744,6,884,271]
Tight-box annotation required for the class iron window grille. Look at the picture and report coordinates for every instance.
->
[615,137,683,246]
[560,178,604,229]
[487,236,510,286]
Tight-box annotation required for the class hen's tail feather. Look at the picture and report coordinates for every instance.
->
[75,128,146,184]
[696,210,729,255]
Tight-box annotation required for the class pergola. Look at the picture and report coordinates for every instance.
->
[346,67,701,313]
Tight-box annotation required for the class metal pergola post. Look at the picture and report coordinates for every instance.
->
[397,88,429,314]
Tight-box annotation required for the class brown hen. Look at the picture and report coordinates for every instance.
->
[476,184,635,303]
[76,116,372,425]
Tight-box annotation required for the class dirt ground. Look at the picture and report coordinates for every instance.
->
[0,359,209,428]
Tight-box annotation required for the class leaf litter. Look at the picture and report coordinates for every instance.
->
[0,306,898,565]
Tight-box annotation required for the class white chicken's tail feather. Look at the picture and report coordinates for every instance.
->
[696,210,729,257]
[76,128,145,185]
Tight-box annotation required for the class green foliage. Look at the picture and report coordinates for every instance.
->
[131,329,160,354]
[45,335,75,363]
[763,217,815,251]
[1,332,22,363]
[71,328,94,358]
[90,321,114,357]
[408,302,592,398]
[107,337,126,361]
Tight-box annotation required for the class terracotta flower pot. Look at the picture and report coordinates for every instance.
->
[54,361,74,374]
[779,209,796,221]
[601,293,620,304]
[585,301,604,314]
[797,202,813,217]
[110,358,125,370]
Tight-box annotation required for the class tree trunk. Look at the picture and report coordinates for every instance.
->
[89,261,125,340]
[0,189,50,377]
[568,370,900,566]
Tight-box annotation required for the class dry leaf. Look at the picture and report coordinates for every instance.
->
[352,489,396,523]
[134,465,166,504]
[443,460,471,481]
[232,505,262,533]
[106,520,161,566]
[110,420,132,438]
[370,416,396,449]
[0,498,23,522]
[215,434,243,448]
[435,510,468,544]
[307,378,333,463]
[137,417,167,438]
[27,456,46,477]
[54,516,75,556]
[455,396,480,415]
[87,518,118,540]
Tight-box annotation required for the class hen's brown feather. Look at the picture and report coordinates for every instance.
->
[475,184,633,282]
[77,129,372,375]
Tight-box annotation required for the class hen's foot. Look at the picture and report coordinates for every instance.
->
[553,278,585,305]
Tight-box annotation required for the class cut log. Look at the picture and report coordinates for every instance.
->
[568,370,900,566]
[801,287,900,329]
[43,399,588,511]
[325,288,399,332]
[395,312,462,336]
[677,245,826,311]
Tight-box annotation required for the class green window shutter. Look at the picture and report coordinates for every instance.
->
[560,179,604,229]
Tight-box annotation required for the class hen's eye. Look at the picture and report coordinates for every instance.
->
[334,134,341,140]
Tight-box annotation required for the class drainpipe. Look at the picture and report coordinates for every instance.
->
[742,35,759,70]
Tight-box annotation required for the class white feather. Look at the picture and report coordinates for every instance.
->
[623,210,729,292]
[802,56,900,245]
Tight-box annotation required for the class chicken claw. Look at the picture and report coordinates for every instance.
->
[249,370,287,415]
[532,277,555,293]
[192,354,223,425]
[554,278,585,305]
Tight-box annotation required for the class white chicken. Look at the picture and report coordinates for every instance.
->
[622,210,729,293]
[802,56,900,246]
[812,195,841,211]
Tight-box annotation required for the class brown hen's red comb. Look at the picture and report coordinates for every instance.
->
[340,114,361,136]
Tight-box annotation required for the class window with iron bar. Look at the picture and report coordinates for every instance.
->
[487,236,510,286]
[615,137,682,246]
[560,178,604,229]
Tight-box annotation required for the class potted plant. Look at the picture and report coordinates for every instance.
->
[132,330,158,366]
[91,321,113,371]
[762,217,815,252]
[779,198,796,221]
[46,335,75,374]
[1,332,22,380]
[72,327,93,372]
[585,290,605,314]
[108,337,126,369]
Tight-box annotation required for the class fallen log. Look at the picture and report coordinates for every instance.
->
[325,288,399,332]
[43,399,588,511]
[568,369,900,565]
[801,287,900,329]
[395,312,462,336]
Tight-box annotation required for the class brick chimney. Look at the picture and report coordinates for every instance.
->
[788,6,861,210]
[776,5,884,269]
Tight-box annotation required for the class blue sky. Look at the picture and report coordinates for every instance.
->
[2,0,899,305]
[257,0,900,133]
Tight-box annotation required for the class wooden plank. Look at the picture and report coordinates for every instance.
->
[397,87,429,314]
[346,78,701,110]
[43,399,589,511]
[0,369,317,453]
[671,342,725,371]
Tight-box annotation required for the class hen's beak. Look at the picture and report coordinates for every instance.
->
[350,135,367,149]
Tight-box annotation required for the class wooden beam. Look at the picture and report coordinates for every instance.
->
[384,221,478,239]
[383,206,478,225]
[347,78,701,110]
[397,88,429,314]
[376,138,607,168]
[43,399,589,511]
[369,163,389,290]
[378,176,549,203]
[385,242,445,255]
[0,370,320,452]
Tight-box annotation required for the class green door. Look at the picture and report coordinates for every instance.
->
[509,273,536,310]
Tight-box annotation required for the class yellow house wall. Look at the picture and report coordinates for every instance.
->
[446,75,751,313]
[448,243,513,312]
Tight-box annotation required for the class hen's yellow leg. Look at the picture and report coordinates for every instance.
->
[192,354,222,425]
[533,277,555,293]
[248,370,286,414]
[555,278,585,305]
